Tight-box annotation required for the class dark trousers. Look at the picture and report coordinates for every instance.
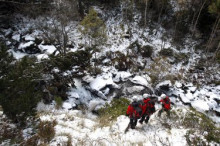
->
[139,114,150,124]
[158,108,170,117]
[130,118,138,129]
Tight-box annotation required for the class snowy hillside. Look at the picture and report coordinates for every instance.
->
[0,0,220,145]
[36,104,219,146]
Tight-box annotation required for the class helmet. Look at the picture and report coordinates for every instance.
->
[133,97,137,102]
[161,94,166,98]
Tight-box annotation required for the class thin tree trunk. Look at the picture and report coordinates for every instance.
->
[144,0,148,27]
[158,1,164,24]
[193,0,207,35]
[190,0,197,26]
[212,42,220,60]
[206,16,220,51]
[174,18,179,40]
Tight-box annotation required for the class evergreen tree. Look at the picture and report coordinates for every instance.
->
[79,8,107,74]
[79,8,106,47]
[0,48,43,125]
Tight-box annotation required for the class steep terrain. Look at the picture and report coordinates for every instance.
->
[0,0,219,145]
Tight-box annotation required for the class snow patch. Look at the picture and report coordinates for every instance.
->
[191,100,210,112]
[38,44,56,54]
[130,76,150,87]
[90,73,119,90]
[18,41,34,50]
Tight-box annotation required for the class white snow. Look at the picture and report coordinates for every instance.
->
[12,34,20,41]
[82,75,95,83]
[37,101,55,112]
[90,73,119,90]
[130,76,150,87]
[38,44,56,54]
[38,107,201,146]
[179,93,190,103]
[22,128,33,140]
[126,86,145,94]
[191,100,210,112]
[37,54,49,60]
[2,9,220,146]
[156,80,172,89]
[175,81,182,88]
[9,50,27,59]
[18,41,34,50]
[88,99,105,111]
[62,102,75,110]
[113,71,132,82]
[24,35,35,41]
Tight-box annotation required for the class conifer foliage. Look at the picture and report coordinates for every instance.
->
[79,8,106,47]
[0,45,43,124]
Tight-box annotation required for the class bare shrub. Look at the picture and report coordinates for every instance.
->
[38,120,57,143]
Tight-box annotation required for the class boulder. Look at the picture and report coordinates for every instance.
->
[18,41,41,54]
[126,86,145,94]
[155,80,172,95]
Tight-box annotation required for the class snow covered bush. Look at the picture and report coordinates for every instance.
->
[145,57,171,85]
[49,50,91,72]
[127,40,141,54]
[112,51,134,71]
[0,122,23,145]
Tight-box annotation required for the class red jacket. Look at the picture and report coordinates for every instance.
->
[126,102,142,118]
[141,98,155,115]
[160,96,171,110]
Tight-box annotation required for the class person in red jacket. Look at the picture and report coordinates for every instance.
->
[158,94,171,117]
[139,97,155,124]
[126,100,142,129]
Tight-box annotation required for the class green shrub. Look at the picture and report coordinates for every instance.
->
[174,53,189,64]
[140,45,153,57]
[183,108,220,143]
[112,51,133,71]
[128,40,141,54]
[159,48,174,57]
[0,44,14,77]
[97,98,130,126]
[0,56,43,125]
[48,49,91,72]
[38,120,56,143]
[214,80,220,85]
[55,96,63,109]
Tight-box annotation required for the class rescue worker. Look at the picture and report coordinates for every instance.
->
[126,99,142,129]
[139,97,155,124]
[158,94,171,117]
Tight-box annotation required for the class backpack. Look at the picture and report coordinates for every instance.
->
[163,98,170,110]
[131,101,142,118]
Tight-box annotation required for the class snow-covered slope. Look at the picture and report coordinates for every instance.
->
[37,105,218,146]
